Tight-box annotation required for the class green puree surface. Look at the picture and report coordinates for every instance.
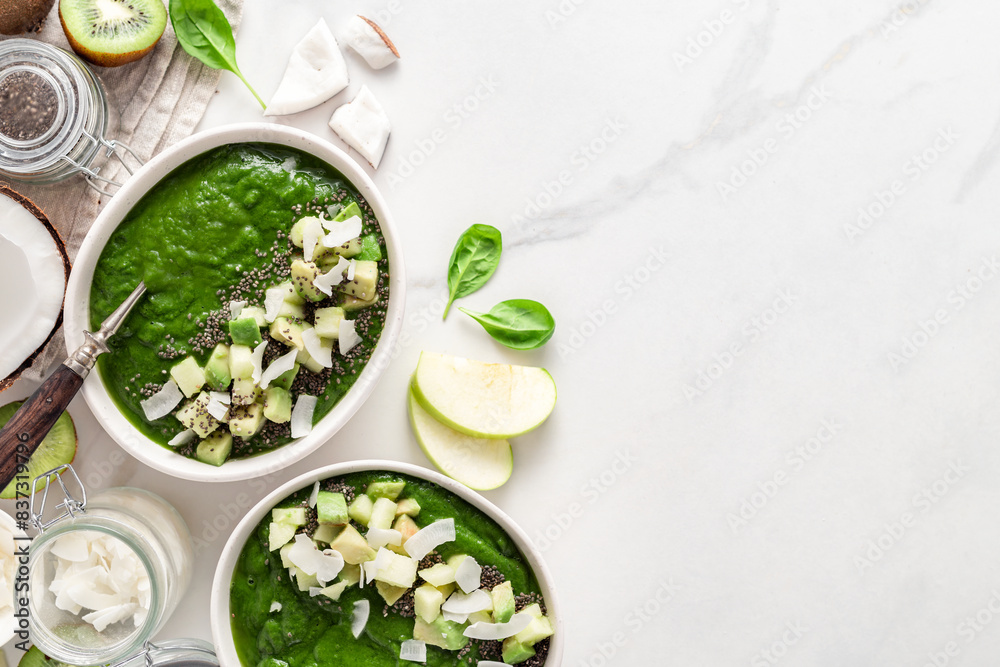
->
[90,143,389,457]
[230,472,544,667]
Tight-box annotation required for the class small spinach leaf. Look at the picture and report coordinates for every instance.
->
[460,300,555,350]
[444,224,502,318]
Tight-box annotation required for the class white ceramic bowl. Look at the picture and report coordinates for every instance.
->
[210,460,563,666]
[64,124,406,482]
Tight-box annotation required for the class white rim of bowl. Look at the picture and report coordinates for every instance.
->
[209,460,564,666]
[63,124,406,482]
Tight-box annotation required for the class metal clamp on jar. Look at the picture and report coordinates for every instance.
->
[27,465,196,666]
[0,39,142,194]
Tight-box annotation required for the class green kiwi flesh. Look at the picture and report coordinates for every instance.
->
[0,0,55,35]
[0,400,77,499]
[59,0,167,67]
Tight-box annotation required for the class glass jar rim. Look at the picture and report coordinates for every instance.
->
[113,638,219,667]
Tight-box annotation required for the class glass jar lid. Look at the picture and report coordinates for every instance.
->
[0,39,95,178]
[111,639,219,667]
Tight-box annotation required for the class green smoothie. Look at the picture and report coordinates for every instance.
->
[89,143,390,461]
[230,472,553,666]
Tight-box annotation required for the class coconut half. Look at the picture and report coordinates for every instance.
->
[343,16,400,70]
[0,184,70,391]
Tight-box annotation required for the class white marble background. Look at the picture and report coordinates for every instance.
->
[9,0,1000,664]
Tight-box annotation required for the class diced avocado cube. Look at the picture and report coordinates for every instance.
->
[313,307,346,339]
[231,378,260,407]
[196,430,232,467]
[388,514,419,556]
[263,386,292,424]
[375,580,408,605]
[335,201,362,222]
[317,491,349,526]
[490,581,515,624]
[270,317,306,350]
[229,317,263,346]
[340,293,378,311]
[321,580,350,601]
[230,402,265,439]
[395,498,420,517]
[468,610,492,625]
[268,363,299,391]
[274,280,304,306]
[269,522,296,552]
[290,259,325,303]
[413,617,469,651]
[339,563,361,586]
[317,238,362,266]
[277,299,305,320]
[373,551,417,588]
[290,216,320,248]
[313,524,342,545]
[338,260,378,301]
[348,494,374,526]
[446,554,468,571]
[170,356,206,398]
[204,344,231,391]
[176,392,219,438]
[368,498,397,530]
[293,567,319,592]
[513,613,554,647]
[366,481,406,501]
[279,543,294,567]
[229,344,255,382]
[437,582,457,598]
[418,563,456,588]
[501,637,536,664]
[356,233,382,262]
[329,524,377,564]
[519,603,543,619]
[240,306,267,327]
[272,507,307,526]
[414,583,444,624]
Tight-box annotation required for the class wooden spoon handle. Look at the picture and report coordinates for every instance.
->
[0,365,83,492]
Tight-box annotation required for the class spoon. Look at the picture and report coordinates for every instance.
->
[0,281,146,490]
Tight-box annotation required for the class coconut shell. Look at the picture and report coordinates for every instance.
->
[0,183,71,392]
[0,0,55,35]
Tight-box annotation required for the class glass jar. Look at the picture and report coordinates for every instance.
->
[0,39,138,190]
[27,466,194,665]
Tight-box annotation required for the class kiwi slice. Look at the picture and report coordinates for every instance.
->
[0,400,77,500]
[59,0,167,68]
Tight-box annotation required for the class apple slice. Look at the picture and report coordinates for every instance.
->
[408,388,512,490]
[411,352,556,439]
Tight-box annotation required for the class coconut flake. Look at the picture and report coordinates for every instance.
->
[441,589,492,615]
[308,586,324,597]
[442,609,469,624]
[264,287,286,323]
[347,258,357,281]
[265,18,349,116]
[313,256,351,296]
[260,348,298,389]
[321,217,362,249]
[351,599,369,638]
[365,527,402,549]
[270,601,282,613]
[291,395,318,438]
[140,380,184,421]
[167,429,196,447]
[50,533,89,562]
[317,549,345,585]
[329,85,391,169]
[301,217,324,262]
[302,328,333,369]
[288,534,322,575]
[339,319,361,355]
[209,391,232,405]
[309,481,320,508]
[455,556,482,593]
[403,518,455,561]
[363,547,393,584]
[343,15,400,70]
[250,341,268,384]
[326,204,342,218]
[206,394,230,421]
[228,301,247,320]
[400,639,426,663]
[281,157,296,172]
[463,613,533,640]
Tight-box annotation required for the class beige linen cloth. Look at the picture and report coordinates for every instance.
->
[0,0,244,381]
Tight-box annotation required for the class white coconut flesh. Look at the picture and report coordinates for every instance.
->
[265,18,350,117]
[0,192,65,383]
[328,85,391,169]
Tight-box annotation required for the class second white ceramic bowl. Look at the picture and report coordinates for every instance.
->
[63,124,406,482]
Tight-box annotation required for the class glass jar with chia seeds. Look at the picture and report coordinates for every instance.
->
[0,39,139,190]
[27,466,195,666]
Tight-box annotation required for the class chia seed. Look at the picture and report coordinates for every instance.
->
[0,71,57,142]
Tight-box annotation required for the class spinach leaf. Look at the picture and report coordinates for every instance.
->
[460,300,555,350]
[444,224,502,318]
[169,0,265,108]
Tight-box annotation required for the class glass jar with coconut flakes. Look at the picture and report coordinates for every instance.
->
[27,466,194,665]
[0,39,139,191]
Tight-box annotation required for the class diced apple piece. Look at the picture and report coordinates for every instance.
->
[373,550,417,588]
[413,617,469,651]
[170,356,206,398]
[279,543,295,567]
[368,497,397,530]
[349,494,374,526]
[418,563,456,588]
[339,563,361,586]
[395,498,421,517]
[230,402,265,439]
[317,491,349,525]
[272,507,307,526]
[376,580,408,605]
[340,292,378,311]
[513,611,554,646]
[321,580,350,601]
[270,317,306,350]
[314,306,346,338]
[263,386,292,423]
[388,514,420,555]
[414,583,444,624]
[176,392,219,438]
[269,522,297,551]
[339,260,378,300]
[313,524,342,545]
[274,279,304,306]
[491,581,515,624]
[366,480,405,500]
[293,567,319,592]
[291,259,326,302]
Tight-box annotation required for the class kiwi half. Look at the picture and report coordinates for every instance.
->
[59,0,167,68]
[0,0,55,35]
[0,400,77,499]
